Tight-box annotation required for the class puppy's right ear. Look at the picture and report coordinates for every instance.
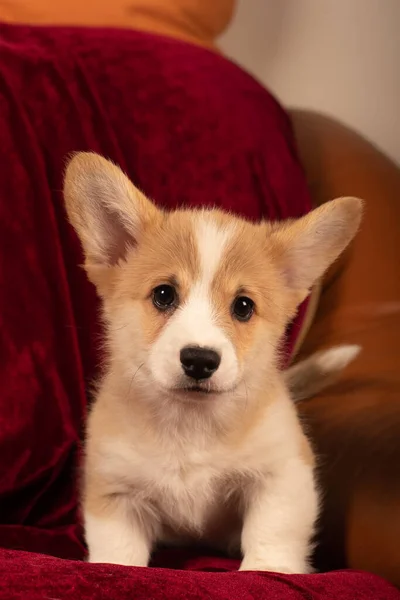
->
[64,152,159,293]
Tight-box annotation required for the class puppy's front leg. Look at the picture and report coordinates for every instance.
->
[240,457,318,574]
[84,494,154,567]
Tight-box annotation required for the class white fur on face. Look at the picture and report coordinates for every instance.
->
[148,215,239,393]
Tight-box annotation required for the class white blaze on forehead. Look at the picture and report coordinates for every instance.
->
[172,214,234,349]
[148,213,239,391]
[195,214,233,291]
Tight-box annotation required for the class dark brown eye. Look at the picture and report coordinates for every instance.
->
[232,296,254,322]
[152,285,177,311]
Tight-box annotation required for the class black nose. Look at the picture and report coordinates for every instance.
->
[180,346,221,381]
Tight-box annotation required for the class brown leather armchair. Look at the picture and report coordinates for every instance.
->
[291,110,400,585]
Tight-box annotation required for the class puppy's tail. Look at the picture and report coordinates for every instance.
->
[284,345,361,403]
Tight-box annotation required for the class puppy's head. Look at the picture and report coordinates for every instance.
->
[64,152,362,404]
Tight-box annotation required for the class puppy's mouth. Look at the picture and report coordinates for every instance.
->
[167,376,239,399]
[182,385,214,394]
[176,385,215,395]
[173,381,222,397]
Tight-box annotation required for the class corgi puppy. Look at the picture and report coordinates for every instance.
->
[63,152,362,573]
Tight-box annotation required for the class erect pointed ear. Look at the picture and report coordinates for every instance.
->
[270,197,363,305]
[64,152,159,292]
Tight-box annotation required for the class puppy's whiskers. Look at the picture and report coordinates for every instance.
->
[243,376,249,412]
[110,323,131,332]
[126,362,145,400]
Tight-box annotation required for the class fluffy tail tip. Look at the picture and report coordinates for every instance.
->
[315,344,361,372]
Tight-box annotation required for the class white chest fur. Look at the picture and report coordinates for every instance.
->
[96,433,245,536]
[84,389,318,573]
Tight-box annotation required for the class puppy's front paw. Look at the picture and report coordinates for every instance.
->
[88,553,149,567]
[239,556,309,574]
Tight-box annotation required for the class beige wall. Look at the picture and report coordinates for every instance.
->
[220,0,400,165]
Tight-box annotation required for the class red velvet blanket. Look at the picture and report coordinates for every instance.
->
[0,22,398,600]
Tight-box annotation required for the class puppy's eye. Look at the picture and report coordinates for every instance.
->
[152,285,177,311]
[232,296,254,322]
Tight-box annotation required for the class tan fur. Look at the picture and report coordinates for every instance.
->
[211,222,287,364]
[64,152,363,573]
[116,211,201,347]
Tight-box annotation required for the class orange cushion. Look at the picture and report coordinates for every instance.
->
[0,0,235,48]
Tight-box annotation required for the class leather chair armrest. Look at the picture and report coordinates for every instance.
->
[290,109,400,586]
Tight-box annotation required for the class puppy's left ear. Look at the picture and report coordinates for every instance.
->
[270,197,363,305]
[64,152,160,295]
